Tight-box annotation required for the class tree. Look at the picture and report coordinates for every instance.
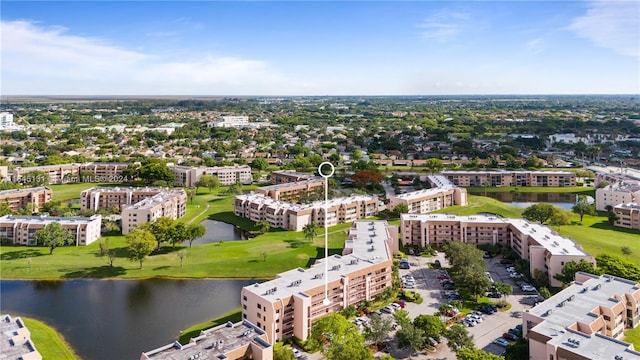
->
[493,282,513,303]
[554,259,599,285]
[572,195,595,223]
[186,223,206,247]
[104,220,121,234]
[186,188,196,203]
[340,305,358,319]
[196,174,220,193]
[138,162,175,185]
[307,313,372,360]
[424,158,444,174]
[504,338,529,360]
[34,222,74,254]
[596,254,640,282]
[99,238,116,267]
[548,208,571,226]
[460,270,492,302]
[538,287,552,299]
[621,246,633,257]
[456,348,503,360]
[273,345,296,360]
[125,228,156,269]
[251,158,269,174]
[482,180,491,197]
[413,314,445,340]
[256,220,270,234]
[145,216,175,249]
[396,321,424,358]
[363,313,393,347]
[0,201,13,216]
[177,250,186,268]
[522,203,556,224]
[446,323,474,351]
[169,223,188,248]
[352,170,384,188]
[393,203,409,217]
[303,222,319,242]
[261,251,268,262]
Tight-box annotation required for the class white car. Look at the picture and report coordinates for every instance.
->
[390,303,401,311]
[292,348,303,358]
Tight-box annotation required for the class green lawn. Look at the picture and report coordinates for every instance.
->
[625,326,640,350]
[434,195,525,218]
[21,317,81,360]
[48,183,109,201]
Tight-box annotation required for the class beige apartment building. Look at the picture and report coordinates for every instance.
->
[241,220,398,344]
[388,177,467,214]
[255,179,325,202]
[81,186,168,211]
[523,272,640,360]
[596,182,640,211]
[1,314,42,360]
[614,203,640,230]
[121,190,187,234]
[270,170,317,184]
[0,214,102,246]
[140,320,272,360]
[401,214,594,287]
[441,170,576,187]
[234,193,380,231]
[168,164,252,187]
[0,187,52,213]
[11,162,129,185]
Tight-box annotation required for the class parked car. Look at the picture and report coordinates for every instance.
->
[500,259,514,265]
[503,332,518,341]
[493,338,510,347]
[382,305,395,313]
[390,303,401,311]
[433,260,442,268]
[292,348,303,358]
[394,300,406,308]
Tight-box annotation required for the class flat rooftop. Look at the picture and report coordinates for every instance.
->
[1,314,41,360]
[441,170,574,175]
[143,320,270,360]
[391,186,457,201]
[243,221,392,302]
[82,186,166,194]
[257,178,324,191]
[426,175,454,187]
[0,214,101,224]
[0,187,51,195]
[271,170,317,180]
[615,202,640,210]
[123,190,185,210]
[529,273,640,359]
[237,193,378,212]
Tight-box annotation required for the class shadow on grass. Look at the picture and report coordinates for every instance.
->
[284,239,306,248]
[0,249,46,261]
[590,221,640,234]
[92,247,130,258]
[153,266,171,271]
[151,246,186,256]
[248,259,259,263]
[62,266,127,278]
[305,247,342,268]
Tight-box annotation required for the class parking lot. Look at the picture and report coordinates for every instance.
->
[394,252,537,358]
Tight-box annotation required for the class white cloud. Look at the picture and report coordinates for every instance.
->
[568,0,640,57]
[416,9,471,43]
[0,20,310,95]
[523,38,545,55]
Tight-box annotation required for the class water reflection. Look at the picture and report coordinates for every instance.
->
[191,220,251,245]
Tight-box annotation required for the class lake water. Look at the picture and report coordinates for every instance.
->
[468,191,584,210]
[190,219,250,245]
[0,279,256,360]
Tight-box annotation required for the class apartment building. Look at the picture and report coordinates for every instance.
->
[614,203,640,230]
[140,320,272,360]
[255,179,324,202]
[523,272,640,360]
[596,182,640,211]
[388,176,467,214]
[207,115,250,128]
[234,193,380,231]
[0,187,52,213]
[401,213,594,287]
[1,314,42,360]
[81,186,167,211]
[121,190,187,234]
[0,214,102,246]
[11,162,129,185]
[168,164,252,187]
[441,170,576,187]
[270,170,317,184]
[241,220,398,344]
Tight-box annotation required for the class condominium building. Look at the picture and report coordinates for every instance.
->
[255,179,325,202]
[1,314,42,360]
[81,186,171,211]
[207,115,250,128]
[168,164,252,187]
[441,170,576,187]
[11,162,129,185]
[121,190,187,234]
[0,187,52,213]
[596,182,640,211]
[140,320,272,360]
[234,193,380,231]
[388,175,467,214]
[523,272,640,360]
[241,220,398,343]
[0,214,102,246]
[270,170,317,184]
[614,203,640,230]
[401,213,594,287]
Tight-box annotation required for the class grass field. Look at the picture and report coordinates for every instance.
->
[625,326,640,350]
[21,317,81,359]
[48,183,108,201]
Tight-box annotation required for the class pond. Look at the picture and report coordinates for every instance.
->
[191,219,251,245]
[468,191,590,210]
[0,279,256,360]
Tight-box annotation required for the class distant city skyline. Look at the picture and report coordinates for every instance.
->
[1,1,638,96]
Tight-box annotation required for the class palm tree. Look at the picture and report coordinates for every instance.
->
[303,222,319,242]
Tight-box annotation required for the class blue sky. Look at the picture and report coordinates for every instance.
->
[1,1,638,95]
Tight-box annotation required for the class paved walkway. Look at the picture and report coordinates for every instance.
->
[187,202,210,225]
